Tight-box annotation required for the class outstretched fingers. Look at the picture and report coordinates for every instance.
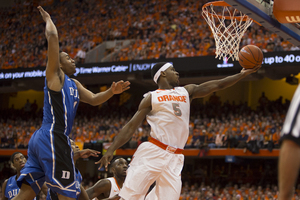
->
[253,64,262,72]
[95,157,110,171]
[37,5,45,15]
[37,6,50,22]
[122,81,131,91]
[116,80,131,90]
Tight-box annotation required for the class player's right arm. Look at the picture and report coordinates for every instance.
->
[86,179,111,199]
[184,66,261,100]
[95,94,152,170]
[1,179,8,200]
[37,6,62,92]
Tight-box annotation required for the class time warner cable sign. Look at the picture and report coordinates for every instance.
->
[0,62,159,80]
[0,51,299,81]
[74,62,158,76]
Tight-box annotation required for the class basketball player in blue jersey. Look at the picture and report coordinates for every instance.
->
[279,84,300,200]
[97,62,260,200]
[87,157,128,200]
[2,152,36,200]
[12,6,130,200]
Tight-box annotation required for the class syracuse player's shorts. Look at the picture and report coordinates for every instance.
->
[119,142,184,200]
[17,128,80,198]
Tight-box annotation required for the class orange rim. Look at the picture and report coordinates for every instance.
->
[202,0,260,24]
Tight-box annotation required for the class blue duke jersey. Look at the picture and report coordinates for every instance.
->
[42,74,80,136]
[17,75,81,198]
[5,175,19,200]
[5,175,36,200]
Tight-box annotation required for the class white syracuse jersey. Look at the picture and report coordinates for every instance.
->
[146,87,190,149]
[107,177,121,198]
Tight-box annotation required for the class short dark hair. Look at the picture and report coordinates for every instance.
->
[110,156,124,168]
[151,62,169,80]
[10,152,22,164]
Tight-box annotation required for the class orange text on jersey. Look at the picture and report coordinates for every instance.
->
[158,95,187,103]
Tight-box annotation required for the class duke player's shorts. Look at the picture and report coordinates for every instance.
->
[119,141,184,200]
[17,128,80,198]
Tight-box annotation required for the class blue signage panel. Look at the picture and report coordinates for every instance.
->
[0,51,299,81]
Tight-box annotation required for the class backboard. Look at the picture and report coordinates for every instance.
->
[223,0,300,46]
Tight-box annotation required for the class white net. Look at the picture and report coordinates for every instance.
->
[202,2,253,61]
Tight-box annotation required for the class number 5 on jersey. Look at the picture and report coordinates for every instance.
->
[172,103,182,116]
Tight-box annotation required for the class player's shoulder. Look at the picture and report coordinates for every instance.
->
[2,178,9,189]
[94,178,112,192]
[175,86,188,91]
[143,91,152,98]
[176,86,190,94]
[7,175,16,181]
[97,178,111,186]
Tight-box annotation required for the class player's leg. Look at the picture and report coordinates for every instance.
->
[145,153,184,200]
[42,132,80,198]
[119,142,166,200]
[11,183,36,200]
[15,131,46,199]
[278,140,300,200]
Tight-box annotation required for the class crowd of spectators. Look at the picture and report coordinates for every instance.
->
[0,92,288,154]
[178,182,300,200]
[1,0,299,70]
[1,161,296,200]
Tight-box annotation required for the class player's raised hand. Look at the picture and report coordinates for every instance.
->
[37,6,51,22]
[95,150,114,171]
[111,80,130,94]
[241,64,261,75]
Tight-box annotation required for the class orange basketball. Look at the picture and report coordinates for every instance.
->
[238,45,263,69]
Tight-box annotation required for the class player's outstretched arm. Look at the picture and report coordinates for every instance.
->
[185,65,261,100]
[37,6,61,91]
[2,179,8,200]
[72,79,130,106]
[279,140,300,200]
[73,149,101,161]
[86,179,111,199]
[95,94,152,170]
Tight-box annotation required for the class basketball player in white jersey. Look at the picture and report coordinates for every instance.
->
[279,84,300,200]
[97,62,261,200]
[87,157,127,200]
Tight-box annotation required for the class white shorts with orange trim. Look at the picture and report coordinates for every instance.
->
[119,141,184,200]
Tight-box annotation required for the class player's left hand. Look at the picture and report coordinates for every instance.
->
[74,149,101,160]
[111,80,130,94]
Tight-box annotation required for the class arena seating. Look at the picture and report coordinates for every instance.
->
[1,0,299,69]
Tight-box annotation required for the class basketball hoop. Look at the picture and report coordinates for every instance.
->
[202,1,254,61]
